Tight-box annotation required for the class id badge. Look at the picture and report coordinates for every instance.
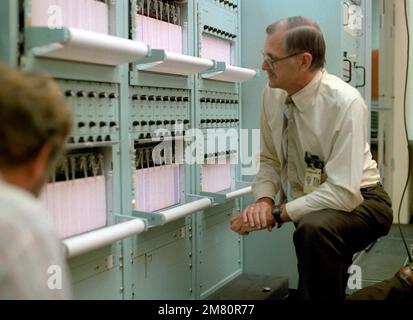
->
[303,167,322,194]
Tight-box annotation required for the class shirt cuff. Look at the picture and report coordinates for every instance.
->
[252,183,276,202]
[285,196,311,222]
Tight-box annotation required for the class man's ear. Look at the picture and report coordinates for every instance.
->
[30,143,52,184]
[300,53,313,71]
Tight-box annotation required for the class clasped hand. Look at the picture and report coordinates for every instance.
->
[230,198,289,236]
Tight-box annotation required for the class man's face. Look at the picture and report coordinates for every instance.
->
[262,31,299,90]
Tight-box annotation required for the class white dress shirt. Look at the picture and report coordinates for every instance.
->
[0,175,72,299]
[252,69,380,222]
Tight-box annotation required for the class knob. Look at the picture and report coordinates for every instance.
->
[201,119,206,124]
[88,136,94,142]
[200,98,206,103]
[68,137,75,144]
[163,120,170,125]
[170,97,177,102]
[109,121,117,127]
[211,119,217,123]
[78,122,86,128]
[145,133,151,139]
[99,92,109,99]
[141,121,147,126]
[183,97,189,102]
[133,121,140,127]
[163,96,169,101]
[140,95,147,100]
[65,90,75,97]
[184,120,190,124]
[99,121,107,127]
[156,120,162,125]
[139,133,145,139]
[132,94,139,100]
[88,92,98,98]
[149,121,155,126]
[156,96,163,101]
[177,97,183,102]
[96,136,103,142]
[105,135,111,142]
[109,93,118,99]
[148,95,155,101]
[171,120,176,125]
[206,119,212,124]
[78,137,85,143]
[89,122,96,128]
[77,91,86,97]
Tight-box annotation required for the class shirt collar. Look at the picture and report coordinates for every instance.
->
[290,69,324,113]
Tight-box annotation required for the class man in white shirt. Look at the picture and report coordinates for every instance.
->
[230,16,393,299]
[0,65,73,299]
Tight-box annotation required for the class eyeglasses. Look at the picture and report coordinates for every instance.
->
[262,51,304,70]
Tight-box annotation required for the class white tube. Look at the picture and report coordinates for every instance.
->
[202,65,257,83]
[159,198,212,224]
[138,52,214,76]
[62,219,146,258]
[226,186,252,201]
[38,28,149,66]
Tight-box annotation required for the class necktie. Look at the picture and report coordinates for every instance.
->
[280,96,293,205]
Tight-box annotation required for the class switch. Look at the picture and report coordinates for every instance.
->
[65,90,75,97]
[99,121,107,128]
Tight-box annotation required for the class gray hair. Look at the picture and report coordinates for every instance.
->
[0,65,73,169]
[266,16,326,70]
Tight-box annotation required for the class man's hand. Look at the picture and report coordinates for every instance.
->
[230,215,258,235]
[241,197,275,230]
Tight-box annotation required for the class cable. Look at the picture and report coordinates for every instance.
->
[398,0,412,263]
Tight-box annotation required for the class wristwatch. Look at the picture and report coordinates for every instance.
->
[272,206,284,228]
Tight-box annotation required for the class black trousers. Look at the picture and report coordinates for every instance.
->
[346,272,413,300]
[293,183,393,300]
